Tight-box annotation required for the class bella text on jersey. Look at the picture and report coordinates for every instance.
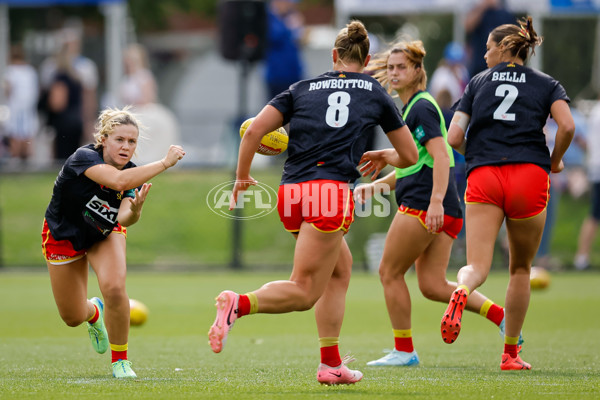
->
[491,71,526,83]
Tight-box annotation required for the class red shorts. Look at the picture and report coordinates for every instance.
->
[41,218,127,265]
[466,164,550,219]
[398,204,463,239]
[277,180,355,233]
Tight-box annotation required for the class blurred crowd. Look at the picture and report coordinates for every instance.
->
[1,21,178,169]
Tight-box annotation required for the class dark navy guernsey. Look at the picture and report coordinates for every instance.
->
[268,71,406,184]
[44,144,137,251]
[455,62,569,176]
[395,91,462,218]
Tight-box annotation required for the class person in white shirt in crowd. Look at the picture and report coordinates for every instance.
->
[574,99,600,270]
[3,44,39,165]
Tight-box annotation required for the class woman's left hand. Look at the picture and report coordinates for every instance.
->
[229,176,258,210]
[359,149,392,180]
[425,201,444,234]
[130,183,152,214]
[551,160,564,174]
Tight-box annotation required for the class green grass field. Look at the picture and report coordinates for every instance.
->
[1,270,598,399]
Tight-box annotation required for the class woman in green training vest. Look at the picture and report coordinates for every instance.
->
[356,40,516,367]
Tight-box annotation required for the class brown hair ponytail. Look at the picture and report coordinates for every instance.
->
[491,16,543,63]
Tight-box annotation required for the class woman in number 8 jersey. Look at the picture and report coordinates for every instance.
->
[442,16,575,370]
[208,20,418,385]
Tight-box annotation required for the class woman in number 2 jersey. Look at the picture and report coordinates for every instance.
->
[441,16,575,370]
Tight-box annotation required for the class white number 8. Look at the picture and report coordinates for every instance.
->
[325,91,350,128]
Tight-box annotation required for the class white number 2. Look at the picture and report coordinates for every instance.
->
[493,84,518,121]
[325,91,350,128]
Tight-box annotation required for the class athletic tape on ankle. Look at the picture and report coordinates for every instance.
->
[505,336,519,345]
[479,299,493,317]
[319,337,340,348]
[247,292,259,314]
[110,343,128,352]
[393,329,412,338]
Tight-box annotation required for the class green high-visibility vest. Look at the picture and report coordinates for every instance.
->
[395,91,455,179]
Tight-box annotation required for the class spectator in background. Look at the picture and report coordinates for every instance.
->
[119,44,157,107]
[118,43,181,166]
[574,99,600,270]
[3,44,39,166]
[464,0,514,77]
[40,40,84,161]
[429,42,469,106]
[40,25,98,145]
[264,0,305,99]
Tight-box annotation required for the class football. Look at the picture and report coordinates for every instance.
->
[530,266,551,290]
[129,298,149,326]
[239,117,288,156]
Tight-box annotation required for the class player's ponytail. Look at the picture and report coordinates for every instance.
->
[491,16,543,64]
[334,20,370,66]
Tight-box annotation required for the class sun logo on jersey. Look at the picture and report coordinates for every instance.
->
[338,73,346,78]
[507,63,516,67]
[317,161,325,167]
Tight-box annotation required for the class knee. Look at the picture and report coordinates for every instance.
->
[333,249,353,284]
[63,318,83,328]
[296,295,319,311]
[378,262,405,286]
[100,282,128,305]
[419,282,442,301]
[418,273,450,301]
[459,264,488,285]
[60,312,86,327]
[509,264,531,276]
[288,281,321,311]
[332,262,352,286]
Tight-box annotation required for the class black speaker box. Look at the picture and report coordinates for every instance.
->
[218,0,267,62]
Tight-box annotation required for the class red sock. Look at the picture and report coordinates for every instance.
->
[88,304,99,324]
[504,343,518,358]
[320,345,341,367]
[394,336,414,353]
[112,350,127,363]
[238,295,250,317]
[487,304,505,326]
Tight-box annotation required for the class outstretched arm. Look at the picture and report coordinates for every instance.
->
[85,145,185,192]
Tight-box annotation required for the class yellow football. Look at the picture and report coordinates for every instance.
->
[240,117,288,156]
[129,298,149,326]
[530,266,551,290]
